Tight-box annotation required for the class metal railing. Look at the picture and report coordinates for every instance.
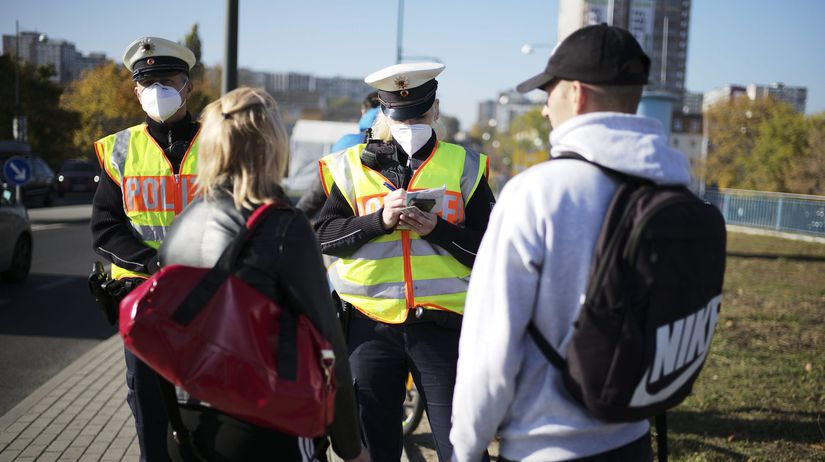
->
[702,188,825,237]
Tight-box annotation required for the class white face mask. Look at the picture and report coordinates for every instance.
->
[390,124,433,158]
[139,80,187,122]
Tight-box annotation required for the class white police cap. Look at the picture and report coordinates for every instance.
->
[122,36,196,81]
[365,62,445,120]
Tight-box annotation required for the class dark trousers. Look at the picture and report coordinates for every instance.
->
[166,405,328,462]
[347,316,470,462]
[499,433,652,462]
[124,348,170,462]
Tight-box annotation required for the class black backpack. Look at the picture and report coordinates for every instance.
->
[528,153,726,459]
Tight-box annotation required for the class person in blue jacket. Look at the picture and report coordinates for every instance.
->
[296,92,380,216]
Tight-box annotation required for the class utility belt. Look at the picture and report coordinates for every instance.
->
[348,302,463,330]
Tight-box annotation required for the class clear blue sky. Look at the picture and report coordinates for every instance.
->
[2,0,824,128]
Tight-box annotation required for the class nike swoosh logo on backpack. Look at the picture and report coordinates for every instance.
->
[628,348,709,407]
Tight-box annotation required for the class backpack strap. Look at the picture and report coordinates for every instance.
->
[554,151,656,186]
[526,322,566,370]
[526,151,641,372]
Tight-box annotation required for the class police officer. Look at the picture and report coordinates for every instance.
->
[90,36,200,461]
[314,62,494,462]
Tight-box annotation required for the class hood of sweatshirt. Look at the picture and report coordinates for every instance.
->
[549,112,691,185]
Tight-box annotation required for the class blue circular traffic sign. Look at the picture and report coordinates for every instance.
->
[3,156,32,186]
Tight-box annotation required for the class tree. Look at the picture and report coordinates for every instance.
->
[704,97,816,193]
[747,103,806,192]
[439,115,460,142]
[183,24,204,81]
[786,113,825,195]
[182,24,219,116]
[61,62,143,157]
[0,54,81,166]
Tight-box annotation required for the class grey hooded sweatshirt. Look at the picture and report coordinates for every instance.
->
[449,112,691,462]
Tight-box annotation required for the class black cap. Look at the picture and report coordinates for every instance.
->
[378,79,438,121]
[516,24,650,93]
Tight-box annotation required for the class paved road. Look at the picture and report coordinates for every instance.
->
[0,195,116,416]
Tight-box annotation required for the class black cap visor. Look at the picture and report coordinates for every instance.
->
[382,95,435,121]
[131,56,190,81]
[516,71,556,93]
[379,79,438,121]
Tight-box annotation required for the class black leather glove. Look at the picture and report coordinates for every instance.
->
[88,261,146,326]
[88,261,118,325]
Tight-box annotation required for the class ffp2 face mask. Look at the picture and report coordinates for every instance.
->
[390,124,433,158]
[139,80,187,122]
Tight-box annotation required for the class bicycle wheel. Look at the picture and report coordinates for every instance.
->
[402,373,425,436]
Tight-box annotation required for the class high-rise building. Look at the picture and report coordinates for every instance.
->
[494,91,536,132]
[3,31,109,84]
[701,84,747,111]
[679,91,703,115]
[558,0,691,95]
[477,100,496,127]
[702,83,807,113]
[747,83,807,113]
[315,76,372,102]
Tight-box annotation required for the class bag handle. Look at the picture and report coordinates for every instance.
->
[171,201,288,326]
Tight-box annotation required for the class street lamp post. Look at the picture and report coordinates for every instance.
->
[222,0,239,95]
[13,20,22,142]
[395,0,441,64]
[396,0,404,64]
[520,43,553,55]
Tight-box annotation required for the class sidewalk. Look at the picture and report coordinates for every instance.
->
[0,335,138,461]
[0,334,462,462]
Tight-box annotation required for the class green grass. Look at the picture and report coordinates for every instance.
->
[665,232,825,462]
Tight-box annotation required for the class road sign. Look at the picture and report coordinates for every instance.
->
[3,156,32,186]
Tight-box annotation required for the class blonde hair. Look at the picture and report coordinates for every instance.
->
[197,87,288,210]
[370,108,446,142]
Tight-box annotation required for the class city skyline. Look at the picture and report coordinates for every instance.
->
[1,0,824,129]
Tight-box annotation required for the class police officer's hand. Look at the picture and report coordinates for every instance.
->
[400,207,438,236]
[381,188,407,229]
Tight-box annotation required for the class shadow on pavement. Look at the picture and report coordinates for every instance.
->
[0,273,115,340]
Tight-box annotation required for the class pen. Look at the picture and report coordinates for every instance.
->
[383,182,396,191]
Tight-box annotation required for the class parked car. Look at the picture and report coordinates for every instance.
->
[0,141,57,207]
[0,182,32,282]
[56,159,100,196]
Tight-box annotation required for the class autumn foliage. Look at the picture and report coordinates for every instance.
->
[703,97,825,195]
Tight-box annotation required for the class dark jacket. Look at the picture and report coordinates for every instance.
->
[159,189,362,459]
[314,134,496,269]
[91,114,199,275]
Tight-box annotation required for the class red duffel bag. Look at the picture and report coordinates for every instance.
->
[119,203,336,437]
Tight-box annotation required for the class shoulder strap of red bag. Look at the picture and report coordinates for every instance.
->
[244,199,291,233]
[170,200,294,326]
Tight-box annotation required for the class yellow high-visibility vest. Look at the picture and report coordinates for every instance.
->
[94,123,200,280]
[319,141,488,323]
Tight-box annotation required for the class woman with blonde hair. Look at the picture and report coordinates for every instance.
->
[159,87,368,461]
